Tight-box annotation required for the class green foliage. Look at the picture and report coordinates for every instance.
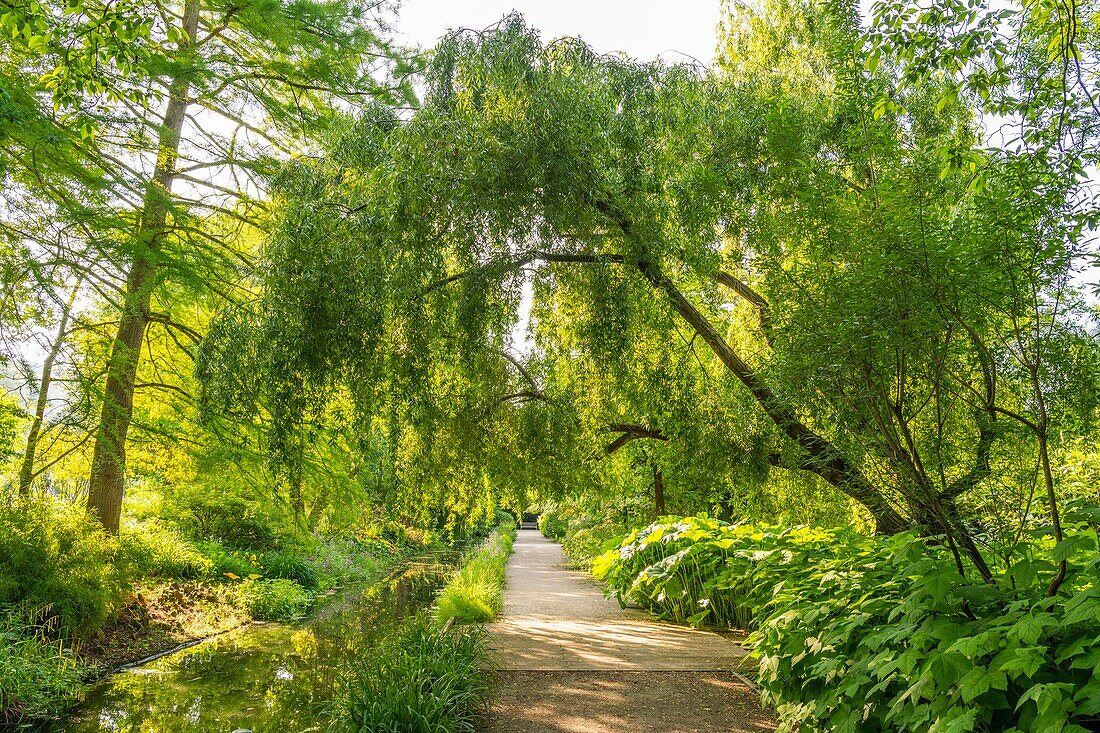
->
[0,497,127,636]
[539,500,638,570]
[0,609,84,727]
[122,520,214,580]
[307,537,390,587]
[209,2,1100,580]
[436,518,517,625]
[234,579,312,622]
[0,393,23,461]
[596,513,1100,732]
[260,550,320,591]
[181,494,278,551]
[331,616,489,733]
[538,503,585,541]
[562,521,632,571]
[197,542,264,580]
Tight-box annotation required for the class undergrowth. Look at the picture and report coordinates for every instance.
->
[594,508,1100,732]
[436,515,517,625]
[331,615,489,733]
[538,501,634,570]
[0,608,84,728]
[235,578,313,622]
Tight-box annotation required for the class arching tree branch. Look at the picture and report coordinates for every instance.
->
[605,423,669,455]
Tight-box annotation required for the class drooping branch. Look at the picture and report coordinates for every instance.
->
[494,390,553,406]
[419,205,909,533]
[500,350,539,390]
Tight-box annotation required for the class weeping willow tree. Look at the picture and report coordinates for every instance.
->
[202,6,1098,579]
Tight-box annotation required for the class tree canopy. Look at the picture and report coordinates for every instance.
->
[200,2,1098,587]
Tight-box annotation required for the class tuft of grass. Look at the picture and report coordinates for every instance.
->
[435,518,516,626]
[235,578,312,621]
[0,608,84,727]
[122,519,214,580]
[260,549,320,590]
[332,615,489,733]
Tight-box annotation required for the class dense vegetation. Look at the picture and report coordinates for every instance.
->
[331,616,491,733]
[436,512,518,625]
[1,0,1097,728]
[331,515,514,733]
[591,513,1100,731]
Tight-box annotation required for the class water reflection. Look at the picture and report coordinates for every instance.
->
[53,557,453,733]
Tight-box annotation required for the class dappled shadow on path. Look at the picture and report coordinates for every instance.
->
[489,616,749,671]
[483,670,777,733]
[484,531,776,731]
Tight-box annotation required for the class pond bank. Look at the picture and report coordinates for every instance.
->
[48,553,456,733]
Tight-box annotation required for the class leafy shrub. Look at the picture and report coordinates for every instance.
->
[0,497,127,636]
[595,516,838,628]
[308,537,387,586]
[331,616,489,733]
[198,542,263,580]
[595,511,1100,732]
[122,519,214,579]
[494,508,518,528]
[260,550,319,590]
[562,520,630,570]
[181,494,277,551]
[436,519,516,625]
[235,578,312,621]
[0,609,84,726]
[538,502,586,540]
[354,520,435,561]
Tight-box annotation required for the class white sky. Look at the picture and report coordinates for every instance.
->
[394,0,723,65]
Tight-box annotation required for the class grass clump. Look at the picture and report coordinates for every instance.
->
[235,578,312,621]
[260,549,320,590]
[435,517,516,625]
[122,519,214,580]
[332,615,489,733]
[0,608,84,727]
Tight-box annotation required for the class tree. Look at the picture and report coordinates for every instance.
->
[2,0,407,531]
[864,0,1099,589]
[203,16,911,532]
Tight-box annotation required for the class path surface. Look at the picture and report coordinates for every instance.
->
[483,531,777,733]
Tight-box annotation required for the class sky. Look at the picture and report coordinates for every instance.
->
[393,0,723,65]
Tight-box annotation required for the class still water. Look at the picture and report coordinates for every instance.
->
[51,556,454,733]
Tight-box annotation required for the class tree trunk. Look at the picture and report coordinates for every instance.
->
[652,463,665,516]
[635,258,909,535]
[86,0,200,533]
[18,284,79,494]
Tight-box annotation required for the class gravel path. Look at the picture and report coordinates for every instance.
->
[483,531,777,732]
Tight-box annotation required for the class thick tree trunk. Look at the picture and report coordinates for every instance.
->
[18,285,79,494]
[86,0,200,533]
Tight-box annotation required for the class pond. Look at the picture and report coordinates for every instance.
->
[50,555,456,733]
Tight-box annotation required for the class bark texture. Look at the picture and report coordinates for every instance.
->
[87,0,200,532]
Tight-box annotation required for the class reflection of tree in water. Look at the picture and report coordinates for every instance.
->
[53,557,453,733]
